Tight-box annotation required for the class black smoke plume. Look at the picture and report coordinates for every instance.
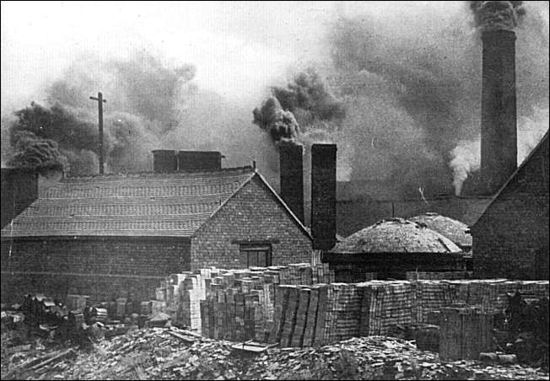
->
[253,68,345,148]
[5,53,196,176]
[253,97,299,144]
[7,130,66,174]
[271,68,345,128]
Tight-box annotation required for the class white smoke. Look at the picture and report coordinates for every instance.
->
[450,137,481,196]
[517,107,549,164]
[449,106,549,195]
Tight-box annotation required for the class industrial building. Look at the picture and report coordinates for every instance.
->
[473,132,549,280]
[0,150,315,303]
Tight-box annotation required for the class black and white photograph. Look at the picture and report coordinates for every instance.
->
[1,1,549,379]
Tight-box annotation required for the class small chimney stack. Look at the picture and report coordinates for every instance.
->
[152,150,178,173]
[177,151,223,172]
[480,29,517,194]
[279,143,304,222]
[1,168,39,228]
[311,144,337,250]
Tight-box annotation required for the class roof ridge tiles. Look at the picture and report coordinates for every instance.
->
[59,165,254,182]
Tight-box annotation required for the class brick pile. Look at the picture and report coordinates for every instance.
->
[358,281,415,336]
[439,306,496,361]
[149,263,334,339]
[150,268,548,348]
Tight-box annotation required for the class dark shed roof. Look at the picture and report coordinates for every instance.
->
[330,218,462,254]
[408,212,472,248]
[1,167,271,238]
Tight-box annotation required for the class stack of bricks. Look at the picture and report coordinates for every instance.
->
[358,281,414,336]
[324,283,363,343]
[198,263,333,342]
[149,270,210,333]
[439,306,496,361]
[150,268,548,348]
[413,281,458,323]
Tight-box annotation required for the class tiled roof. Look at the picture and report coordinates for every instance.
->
[330,218,462,254]
[1,167,255,238]
[408,212,472,248]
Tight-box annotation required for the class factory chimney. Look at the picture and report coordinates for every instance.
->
[479,2,518,194]
[311,144,337,250]
[279,143,304,223]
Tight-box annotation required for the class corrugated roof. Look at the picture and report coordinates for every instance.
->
[330,218,462,254]
[1,167,255,238]
[408,212,472,248]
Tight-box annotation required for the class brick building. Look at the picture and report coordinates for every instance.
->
[1,156,312,303]
[472,132,549,280]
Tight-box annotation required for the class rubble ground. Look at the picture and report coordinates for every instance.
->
[2,327,549,380]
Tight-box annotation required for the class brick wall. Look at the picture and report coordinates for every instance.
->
[191,175,312,269]
[1,237,191,304]
[473,135,549,279]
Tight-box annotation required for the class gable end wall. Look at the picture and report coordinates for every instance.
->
[472,137,549,279]
[191,176,312,269]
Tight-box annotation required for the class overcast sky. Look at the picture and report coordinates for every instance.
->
[1,1,473,111]
[2,1,547,111]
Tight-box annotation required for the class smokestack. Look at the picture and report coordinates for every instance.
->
[481,29,517,194]
[152,150,177,173]
[177,151,223,172]
[476,1,518,194]
[279,143,304,222]
[311,144,337,250]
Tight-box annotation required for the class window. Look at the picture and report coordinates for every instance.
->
[239,244,272,267]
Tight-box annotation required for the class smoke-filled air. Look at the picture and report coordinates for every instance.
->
[2,1,548,197]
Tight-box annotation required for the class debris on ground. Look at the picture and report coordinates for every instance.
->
[2,328,549,380]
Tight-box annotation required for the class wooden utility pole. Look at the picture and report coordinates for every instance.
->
[89,92,107,174]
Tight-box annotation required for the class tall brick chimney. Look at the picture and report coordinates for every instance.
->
[152,150,178,173]
[177,151,223,172]
[311,144,337,250]
[481,29,517,194]
[279,144,304,223]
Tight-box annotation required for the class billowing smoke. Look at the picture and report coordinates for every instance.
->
[254,68,345,144]
[253,97,300,145]
[2,2,547,194]
[322,1,548,198]
[253,68,351,180]
[271,68,346,128]
[448,1,549,194]
[470,1,525,31]
[3,53,255,176]
[7,130,67,174]
[451,106,549,195]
